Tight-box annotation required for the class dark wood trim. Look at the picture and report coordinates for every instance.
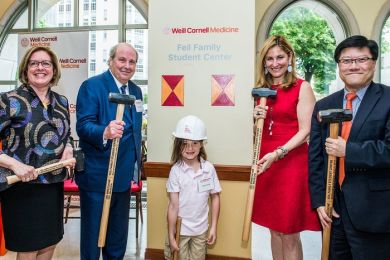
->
[144,162,250,181]
[144,248,162,260]
[144,248,251,260]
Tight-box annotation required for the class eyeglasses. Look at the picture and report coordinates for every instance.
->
[28,60,53,68]
[338,57,374,66]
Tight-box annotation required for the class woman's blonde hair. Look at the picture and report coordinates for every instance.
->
[18,46,61,86]
[256,35,297,89]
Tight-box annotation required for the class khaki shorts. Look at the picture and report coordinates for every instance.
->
[164,231,208,260]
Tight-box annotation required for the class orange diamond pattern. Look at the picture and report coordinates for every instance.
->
[161,75,184,106]
[211,74,235,106]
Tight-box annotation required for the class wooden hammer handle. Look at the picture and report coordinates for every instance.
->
[173,217,182,260]
[321,122,339,260]
[242,97,267,242]
[6,158,76,185]
[98,103,125,247]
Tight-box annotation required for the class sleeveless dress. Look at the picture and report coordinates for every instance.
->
[251,79,321,234]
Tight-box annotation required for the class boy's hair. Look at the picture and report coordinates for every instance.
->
[333,35,378,63]
[170,138,207,165]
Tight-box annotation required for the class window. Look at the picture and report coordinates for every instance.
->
[91,32,96,42]
[0,0,148,93]
[266,0,347,98]
[126,1,147,24]
[37,0,74,28]
[381,15,390,85]
[104,9,108,21]
[126,29,148,80]
[90,59,96,72]
[103,50,108,64]
[136,64,143,73]
[12,9,28,29]
[0,34,18,81]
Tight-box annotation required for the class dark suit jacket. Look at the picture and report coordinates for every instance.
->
[75,70,143,192]
[309,81,390,233]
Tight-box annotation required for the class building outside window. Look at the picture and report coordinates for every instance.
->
[0,0,148,99]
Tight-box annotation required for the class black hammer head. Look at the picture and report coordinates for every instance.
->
[74,147,85,172]
[318,109,352,123]
[251,88,277,99]
[108,93,136,105]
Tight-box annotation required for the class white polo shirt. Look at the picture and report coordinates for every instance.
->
[166,159,222,236]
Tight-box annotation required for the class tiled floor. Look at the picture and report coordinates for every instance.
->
[1,183,322,260]
[1,203,147,260]
[1,219,321,260]
[252,223,321,260]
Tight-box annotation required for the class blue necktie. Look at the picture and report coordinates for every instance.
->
[120,85,132,120]
[120,85,127,95]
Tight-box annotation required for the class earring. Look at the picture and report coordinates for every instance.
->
[264,67,268,74]
[287,63,292,73]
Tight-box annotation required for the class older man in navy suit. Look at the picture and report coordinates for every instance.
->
[76,43,143,260]
[309,35,390,259]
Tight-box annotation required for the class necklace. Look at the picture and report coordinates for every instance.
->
[268,107,273,135]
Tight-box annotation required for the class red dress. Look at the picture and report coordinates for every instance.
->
[251,79,321,234]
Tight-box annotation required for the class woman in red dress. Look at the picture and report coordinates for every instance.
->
[252,35,321,260]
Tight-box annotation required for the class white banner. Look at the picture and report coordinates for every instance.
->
[18,31,89,139]
[148,0,255,165]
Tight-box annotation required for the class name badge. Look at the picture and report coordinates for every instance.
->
[135,100,143,112]
[198,177,214,192]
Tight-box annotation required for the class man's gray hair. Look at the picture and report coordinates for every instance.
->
[107,43,138,65]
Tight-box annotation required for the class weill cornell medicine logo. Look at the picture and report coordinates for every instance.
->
[163,26,239,35]
[20,37,30,48]
[21,35,58,47]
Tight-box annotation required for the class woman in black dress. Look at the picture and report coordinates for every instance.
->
[0,46,74,259]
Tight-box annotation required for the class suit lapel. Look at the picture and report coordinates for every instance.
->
[331,90,344,109]
[349,82,382,140]
[328,90,344,135]
[103,70,119,93]
[127,82,138,122]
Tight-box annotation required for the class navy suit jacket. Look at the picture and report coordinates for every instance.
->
[309,82,390,233]
[75,70,143,192]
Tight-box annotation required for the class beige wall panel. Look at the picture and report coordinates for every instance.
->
[344,0,386,37]
[0,0,15,19]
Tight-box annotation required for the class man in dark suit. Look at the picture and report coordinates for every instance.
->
[309,35,390,259]
[76,43,143,259]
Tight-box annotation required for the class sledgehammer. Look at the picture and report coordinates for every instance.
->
[0,148,84,191]
[318,109,352,260]
[98,92,135,247]
[242,88,277,242]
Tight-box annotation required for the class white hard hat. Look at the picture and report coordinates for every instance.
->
[173,115,207,140]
